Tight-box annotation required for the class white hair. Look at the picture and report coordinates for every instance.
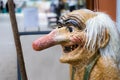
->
[85,12,120,67]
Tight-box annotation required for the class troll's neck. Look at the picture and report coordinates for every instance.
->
[72,56,120,80]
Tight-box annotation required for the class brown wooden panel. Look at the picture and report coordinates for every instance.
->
[94,0,116,21]
[86,0,94,10]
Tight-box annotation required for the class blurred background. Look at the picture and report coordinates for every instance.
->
[0,0,86,31]
[0,0,119,80]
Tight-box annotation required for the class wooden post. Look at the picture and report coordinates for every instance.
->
[8,0,28,80]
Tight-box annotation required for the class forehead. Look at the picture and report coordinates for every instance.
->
[61,9,96,23]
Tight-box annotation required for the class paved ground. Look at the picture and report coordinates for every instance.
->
[0,13,69,80]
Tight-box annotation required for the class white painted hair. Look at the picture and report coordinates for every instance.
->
[85,12,120,67]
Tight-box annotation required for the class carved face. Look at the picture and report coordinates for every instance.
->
[32,9,110,65]
[56,19,88,64]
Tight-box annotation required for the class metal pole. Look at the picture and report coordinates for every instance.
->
[8,0,28,80]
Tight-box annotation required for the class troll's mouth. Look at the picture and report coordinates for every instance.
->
[63,44,79,53]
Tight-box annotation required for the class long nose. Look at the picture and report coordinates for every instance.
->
[32,29,61,51]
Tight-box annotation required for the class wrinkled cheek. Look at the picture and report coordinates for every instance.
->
[69,34,86,44]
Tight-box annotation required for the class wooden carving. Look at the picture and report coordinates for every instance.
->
[32,9,120,80]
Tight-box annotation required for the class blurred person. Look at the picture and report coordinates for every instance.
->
[57,0,65,16]
[50,1,57,13]
[5,1,16,13]
[0,0,3,13]
[68,0,77,12]
[50,0,68,22]
[51,0,65,22]
[57,0,67,21]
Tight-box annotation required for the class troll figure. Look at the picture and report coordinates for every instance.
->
[32,9,120,80]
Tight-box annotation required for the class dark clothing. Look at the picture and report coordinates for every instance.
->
[6,1,16,12]
[0,1,3,12]
[69,6,76,12]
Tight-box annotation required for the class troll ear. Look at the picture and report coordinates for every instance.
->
[100,29,110,48]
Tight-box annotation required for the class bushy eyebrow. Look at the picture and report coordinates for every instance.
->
[57,19,85,30]
[65,19,79,27]
[57,19,79,27]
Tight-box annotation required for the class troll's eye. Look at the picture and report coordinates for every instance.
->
[67,26,73,32]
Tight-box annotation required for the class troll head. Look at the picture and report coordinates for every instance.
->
[32,9,120,70]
